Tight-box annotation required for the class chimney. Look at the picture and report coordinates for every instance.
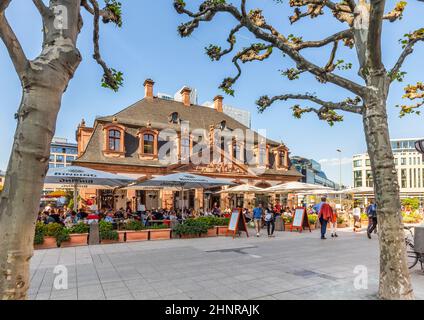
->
[213,95,223,112]
[144,79,155,99]
[180,87,192,107]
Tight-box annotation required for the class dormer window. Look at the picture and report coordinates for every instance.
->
[219,120,226,131]
[109,130,121,151]
[169,112,180,124]
[102,123,126,157]
[143,134,154,154]
[138,128,159,159]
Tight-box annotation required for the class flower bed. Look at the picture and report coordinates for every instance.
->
[99,221,119,244]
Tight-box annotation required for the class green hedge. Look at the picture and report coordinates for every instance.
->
[173,219,209,236]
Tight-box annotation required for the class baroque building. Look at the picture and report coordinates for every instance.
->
[74,79,302,211]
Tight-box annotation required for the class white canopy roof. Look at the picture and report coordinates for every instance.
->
[44,166,135,189]
[264,181,332,193]
[133,172,235,189]
[216,184,266,194]
[338,186,374,194]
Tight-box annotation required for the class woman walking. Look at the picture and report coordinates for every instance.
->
[265,205,275,237]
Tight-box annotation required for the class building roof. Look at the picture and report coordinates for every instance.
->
[95,97,278,144]
[75,97,297,178]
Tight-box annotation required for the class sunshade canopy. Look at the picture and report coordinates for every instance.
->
[44,166,135,189]
[133,172,235,189]
[264,181,332,193]
[216,184,266,194]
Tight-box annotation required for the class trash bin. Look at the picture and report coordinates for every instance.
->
[414,226,424,254]
[275,215,283,231]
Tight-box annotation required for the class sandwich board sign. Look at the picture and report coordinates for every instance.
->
[228,208,249,238]
[291,207,311,233]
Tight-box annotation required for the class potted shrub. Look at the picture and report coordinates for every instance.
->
[33,222,57,249]
[214,217,230,236]
[148,223,172,240]
[99,221,119,244]
[61,222,89,247]
[308,214,318,230]
[40,223,70,248]
[337,215,347,228]
[282,215,293,231]
[196,216,229,236]
[125,220,149,242]
[173,219,209,238]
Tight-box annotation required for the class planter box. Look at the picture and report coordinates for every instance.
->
[149,229,172,240]
[179,234,200,239]
[100,239,120,244]
[284,223,292,231]
[34,236,58,250]
[309,224,316,230]
[338,223,347,228]
[204,228,218,237]
[118,231,126,242]
[61,233,88,248]
[216,226,229,236]
[126,230,149,242]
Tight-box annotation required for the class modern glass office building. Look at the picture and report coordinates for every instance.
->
[49,137,78,168]
[352,138,424,199]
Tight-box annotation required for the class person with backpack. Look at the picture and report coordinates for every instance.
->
[317,197,333,240]
[366,200,378,239]
[265,205,275,237]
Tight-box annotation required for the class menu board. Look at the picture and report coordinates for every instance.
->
[292,208,305,227]
[228,209,240,231]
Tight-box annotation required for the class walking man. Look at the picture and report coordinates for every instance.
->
[253,203,264,237]
[318,197,333,240]
[366,200,377,239]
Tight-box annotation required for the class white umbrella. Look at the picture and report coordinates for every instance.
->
[133,172,235,209]
[134,172,234,189]
[339,186,374,194]
[264,181,332,193]
[216,184,266,194]
[44,166,135,210]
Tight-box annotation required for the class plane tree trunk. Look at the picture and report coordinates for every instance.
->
[362,74,414,300]
[0,0,82,299]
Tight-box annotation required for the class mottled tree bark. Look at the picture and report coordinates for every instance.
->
[0,0,82,299]
[362,75,414,300]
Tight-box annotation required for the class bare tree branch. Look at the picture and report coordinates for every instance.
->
[389,29,424,80]
[367,0,386,72]
[32,0,50,18]
[256,93,363,115]
[294,29,353,50]
[0,2,28,79]
[89,0,122,91]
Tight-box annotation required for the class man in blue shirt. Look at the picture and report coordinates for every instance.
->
[366,200,377,239]
[253,203,264,237]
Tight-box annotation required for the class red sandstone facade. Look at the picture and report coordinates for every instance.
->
[74,79,302,211]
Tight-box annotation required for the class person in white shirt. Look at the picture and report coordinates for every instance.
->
[352,206,361,232]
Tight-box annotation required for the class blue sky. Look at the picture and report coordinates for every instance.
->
[1,1,423,185]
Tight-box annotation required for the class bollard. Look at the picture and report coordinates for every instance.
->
[89,221,100,245]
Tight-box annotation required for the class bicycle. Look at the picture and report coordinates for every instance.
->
[405,226,424,270]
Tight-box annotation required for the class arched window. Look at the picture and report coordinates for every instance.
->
[109,130,121,151]
[143,134,154,154]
